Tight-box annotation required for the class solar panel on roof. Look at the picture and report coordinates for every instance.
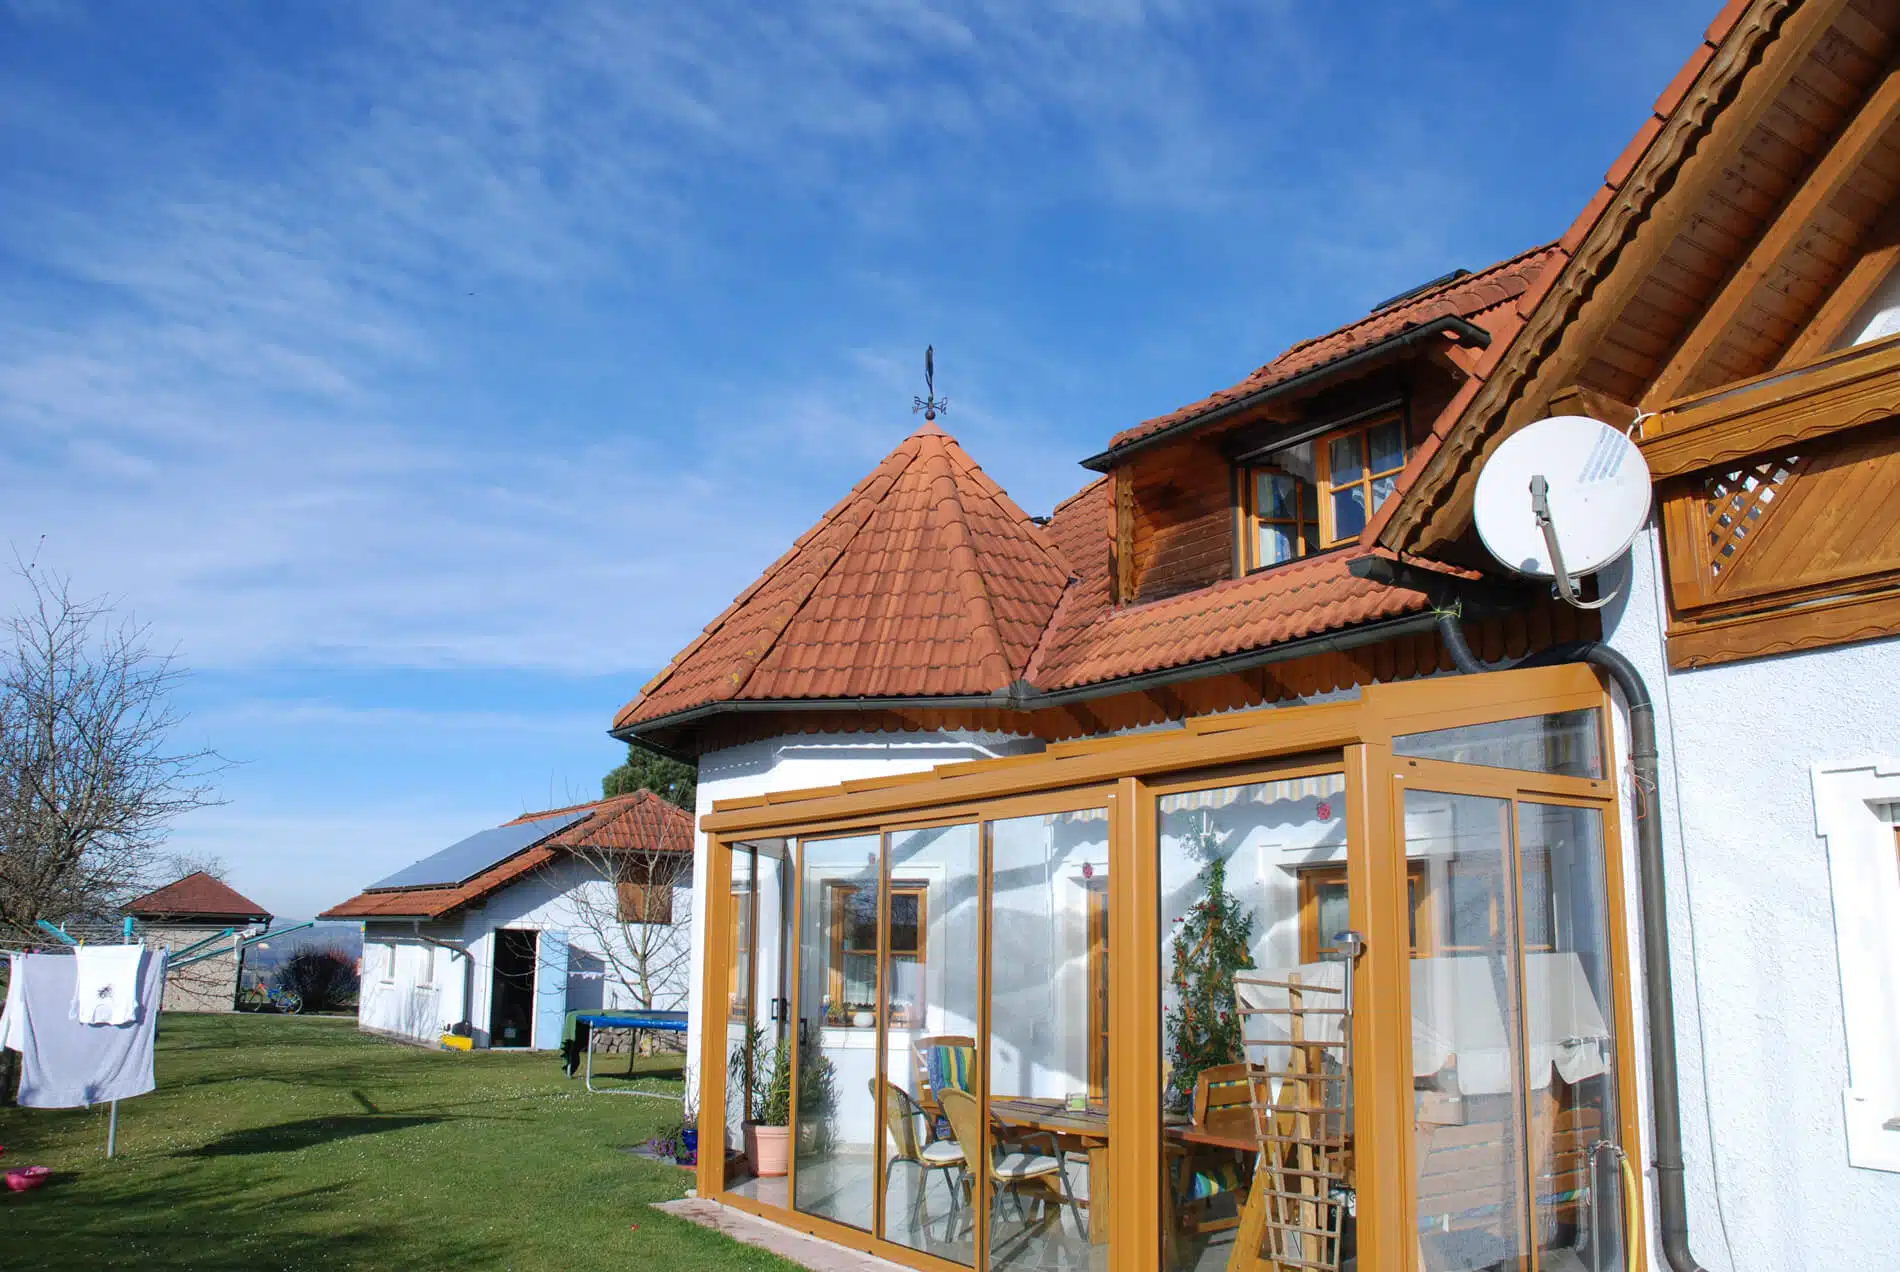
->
[368,809,591,891]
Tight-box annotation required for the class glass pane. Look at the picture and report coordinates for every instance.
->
[794,834,881,1231]
[987,808,1109,1268]
[1517,803,1623,1272]
[1258,522,1296,566]
[883,824,980,1265]
[1371,472,1399,506]
[1394,708,1604,780]
[728,839,794,1209]
[1158,772,1350,1271]
[1369,419,1405,473]
[1256,471,1295,519]
[1406,791,1531,1272]
[1329,431,1365,483]
[1331,483,1367,541]
[1302,480,1320,520]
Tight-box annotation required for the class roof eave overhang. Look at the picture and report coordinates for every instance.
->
[1079,315,1493,473]
[613,595,1538,753]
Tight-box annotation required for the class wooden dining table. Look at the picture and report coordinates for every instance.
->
[988,1097,1112,1245]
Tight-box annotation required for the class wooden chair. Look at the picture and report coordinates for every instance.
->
[1168,1062,1256,1239]
[1413,1117,1513,1272]
[873,1078,966,1240]
[910,1034,976,1128]
[938,1088,1085,1241]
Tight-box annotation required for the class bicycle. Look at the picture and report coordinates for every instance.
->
[241,984,303,1014]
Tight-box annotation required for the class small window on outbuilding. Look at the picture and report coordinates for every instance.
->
[617,880,674,925]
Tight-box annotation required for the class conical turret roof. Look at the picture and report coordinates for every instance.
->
[615,422,1071,732]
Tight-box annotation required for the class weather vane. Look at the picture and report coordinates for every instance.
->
[913,345,949,422]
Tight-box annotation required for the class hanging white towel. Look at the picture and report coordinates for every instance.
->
[1,952,23,1051]
[71,944,146,1025]
[13,949,167,1107]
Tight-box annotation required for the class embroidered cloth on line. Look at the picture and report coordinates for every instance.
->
[72,944,145,1025]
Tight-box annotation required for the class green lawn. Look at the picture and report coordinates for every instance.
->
[0,1013,792,1272]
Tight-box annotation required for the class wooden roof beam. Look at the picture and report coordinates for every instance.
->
[1777,195,1900,366]
[1647,51,1900,407]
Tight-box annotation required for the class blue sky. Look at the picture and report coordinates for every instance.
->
[0,0,1714,917]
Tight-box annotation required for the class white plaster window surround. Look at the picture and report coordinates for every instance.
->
[1812,758,1900,1172]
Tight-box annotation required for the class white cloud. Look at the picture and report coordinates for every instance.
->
[0,0,1462,677]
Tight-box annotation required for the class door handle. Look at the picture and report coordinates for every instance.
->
[1333,930,1366,1016]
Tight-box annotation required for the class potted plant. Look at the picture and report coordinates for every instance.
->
[748,1037,795,1176]
[677,1070,700,1166]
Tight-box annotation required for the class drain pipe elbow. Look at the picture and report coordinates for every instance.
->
[1432,610,1707,1272]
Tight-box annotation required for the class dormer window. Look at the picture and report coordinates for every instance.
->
[1242,415,1408,569]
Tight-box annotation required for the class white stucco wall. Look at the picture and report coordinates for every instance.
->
[1599,527,1900,1272]
[356,855,691,1051]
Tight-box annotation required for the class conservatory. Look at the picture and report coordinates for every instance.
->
[695,664,1646,1272]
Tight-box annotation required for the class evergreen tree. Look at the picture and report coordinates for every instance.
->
[1163,811,1255,1112]
[602,745,697,810]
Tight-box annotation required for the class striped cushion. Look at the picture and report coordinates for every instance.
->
[1187,1161,1244,1201]
[927,1045,975,1096]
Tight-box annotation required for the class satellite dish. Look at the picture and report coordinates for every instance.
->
[1473,415,1651,609]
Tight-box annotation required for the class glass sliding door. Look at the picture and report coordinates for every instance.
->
[882,822,981,1265]
[1399,709,1629,1272]
[1517,802,1623,1272]
[793,833,882,1231]
[1157,771,1353,1272]
[985,808,1109,1270]
[1404,791,1534,1271]
[728,838,794,1208]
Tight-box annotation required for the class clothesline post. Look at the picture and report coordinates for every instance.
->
[106,1099,118,1158]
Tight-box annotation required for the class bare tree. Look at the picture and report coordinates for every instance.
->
[548,839,694,1015]
[160,849,230,883]
[0,564,226,943]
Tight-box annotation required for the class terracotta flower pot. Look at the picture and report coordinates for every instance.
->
[746,1123,791,1177]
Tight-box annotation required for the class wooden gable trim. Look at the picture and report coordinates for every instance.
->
[1641,331,1900,476]
[1644,51,1900,405]
[1377,0,1831,558]
[1665,583,1900,668]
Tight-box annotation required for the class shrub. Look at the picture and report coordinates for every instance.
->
[274,947,359,1012]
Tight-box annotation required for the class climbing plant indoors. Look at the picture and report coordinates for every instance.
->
[1164,809,1256,1113]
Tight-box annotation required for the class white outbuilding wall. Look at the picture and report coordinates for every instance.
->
[1600,528,1900,1272]
[358,854,691,1051]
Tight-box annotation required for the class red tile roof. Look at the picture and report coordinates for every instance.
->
[1024,482,1429,691]
[614,422,1072,731]
[1101,244,1562,458]
[613,250,1549,742]
[318,791,692,922]
[124,872,272,922]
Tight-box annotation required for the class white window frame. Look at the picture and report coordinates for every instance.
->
[1812,757,1900,1172]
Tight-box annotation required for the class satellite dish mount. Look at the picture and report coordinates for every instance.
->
[1529,474,1614,610]
[1472,415,1653,613]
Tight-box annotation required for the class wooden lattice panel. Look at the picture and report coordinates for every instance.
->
[1232,966,1352,1272]
[1700,452,1804,579]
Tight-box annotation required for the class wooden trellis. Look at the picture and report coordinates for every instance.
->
[1228,966,1353,1272]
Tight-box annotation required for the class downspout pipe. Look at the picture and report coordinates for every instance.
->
[1436,612,1706,1272]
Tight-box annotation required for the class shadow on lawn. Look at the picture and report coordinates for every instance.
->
[181,1114,446,1157]
[9,1173,507,1272]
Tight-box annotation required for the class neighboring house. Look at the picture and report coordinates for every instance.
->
[320,791,692,1051]
[608,4,1900,1271]
[123,872,273,1012]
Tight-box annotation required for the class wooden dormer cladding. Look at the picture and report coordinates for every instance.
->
[1379,0,1900,668]
[1116,431,1239,604]
[1112,362,1460,605]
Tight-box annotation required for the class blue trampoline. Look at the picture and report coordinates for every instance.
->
[574,1010,687,1100]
